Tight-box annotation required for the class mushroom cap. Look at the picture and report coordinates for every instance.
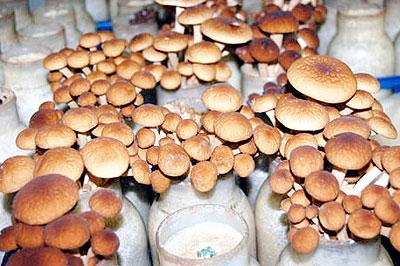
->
[43,53,67,71]
[342,195,363,214]
[288,204,306,224]
[278,50,301,71]
[116,59,141,80]
[132,104,165,127]
[323,116,371,139]
[191,161,218,192]
[35,124,76,149]
[193,63,216,82]
[12,174,79,225]
[290,189,311,207]
[29,109,61,129]
[79,211,105,236]
[77,92,97,107]
[102,39,126,57]
[368,117,398,139]
[89,189,122,218]
[253,124,281,155]
[235,46,255,64]
[142,46,167,62]
[381,146,400,173]
[291,227,319,254]
[176,119,199,140]
[143,64,166,82]
[249,37,279,63]
[158,143,191,177]
[155,0,206,7]
[298,28,319,49]
[34,148,84,182]
[62,107,98,133]
[154,31,188,53]
[136,128,156,149]
[186,41,221,64]
[355,73,380,94]
[161,112,182,132]
[202,83,242,112]
[348,209,381,239]
[128,33,154,52]
[325,132,372,170]
[177,62,193,76]
[390,222,400,252]
[214,112,252,142]
[67,51,90,69]
[79,32,101,48]
[390,167,400,189]
[182,136,212,161]
[259,11,299,34]
[90,50,106,65]
[0,226,17,251]
[150,170,171,193]
[7,247,67,266]
[201,17,252,44]
[0,156,35,193]
[14,222,44,249]
[130,159,151,185]
[101,122,134,146]
[269,169,294,194]
[160,70,182,90]
[16,128,38,150]
[319,201,346,231]
[346,90,374,110]
[275,98,329,131]
[81,137,129,178]
[284,133,318,158]
[304,170,339,202]
[131,70,157,90]
[292,4,313,23]
[290,146,324,178]
[44,214,90,250]
[215,62,232,82]
[106,81,137,106]
[287,55,357,104]
[374,198,400,225]
[178,5,213,25]
[234,153,255,178]
[210,145,234,174]
[91,229,120,257]
[361,185,390,209]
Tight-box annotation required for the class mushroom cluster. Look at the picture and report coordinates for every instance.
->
[0,174,121,265]
[254,55,400,254]
[237,0,326,89]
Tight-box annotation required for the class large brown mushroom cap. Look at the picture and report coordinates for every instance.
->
[210,145,234,174]
[80,137,129,178]
[287,55,357,104]
[253,124,281,155]
[201,17,252,44]
[202,83,242,112]
[35,125,76,149]
[7,247,68,266]
[62,107,98,133]
[323,116,371,139]
[132,104,165,127]
[0,156,35,193]
[178,5,213,25]
[304,170,339,202]
[290,146,324,178]
[0,226,17,251]
[12,174,79,225]
[154,31,188,53]
[214,112,252,142]
[89,189,122,218]
[348,209,381,239]
[259,11,299,34]
[91,229,120,257]
[291,226,320,254]
[186,41,221,64]
[249,38,279,63]
[191,161,218,192]
[106,81,137,106]
[158,143,191,177]
[319,202,346,231]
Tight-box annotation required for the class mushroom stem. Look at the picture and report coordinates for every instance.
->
[271,34,283,49]
[288,0,301,10]
[332,167,346,186]
[374,172,389,187]
[293,182,302,191]
[77,133,88,147]
[174,7,185,34]
[298,37,307,49]
[181,76,187,88]
[274,63,284,76]
[68,101,78,109]
[82,66,91,76]
[258,63,269,78]
[266,109,276,126]
[339,107,353,116]
[227,0,238,6]
[351,166,382,195]
[215,42,226,52]
[60,67,74,78]
[193,25,202,44]
[98,95,107,105]
[267,64,276,77]
[381,226,391,238]
[187,75,199,87]
[273,0,284,8]
[168,53,179,70]
[337,226,348,241]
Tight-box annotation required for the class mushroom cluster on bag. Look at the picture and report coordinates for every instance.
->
[257,54,400,254]
[0,174,121,265]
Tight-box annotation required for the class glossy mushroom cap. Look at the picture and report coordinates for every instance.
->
[154,31,188,53]
[186,41,221,64]
[304,170,339,202]
[7,247,67,266]
[210,145,234,174]
[201,17,252,44]
[253,124,281,155]
[191,161,218,192]
[89,189,122,218]
[202,83,243,112]
[158,143,191,177]
[269,169,294,194]
[0,156,35,193]
[259,11,299,34]
[91,229,120,257]
[287,55,357,104]
[291,226,319,254]
[249,38,279,63]
[132,104,165,127]
[290,146,324,178]
[128,33,154,52]
[323,116,371,139]
[319,202,346,231]
[12,174,79,225]
[355,73,380,94]
[348,209,381,239]
[360,185,390,209]
[214,112,252,142]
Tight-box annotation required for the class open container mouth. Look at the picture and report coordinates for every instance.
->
[0,45,50,65]
[156,204,249,265]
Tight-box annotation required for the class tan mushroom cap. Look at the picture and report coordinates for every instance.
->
[128,33,154,52]
[79,32,101,48]
[381,146,400,173]
[214,112,252,142]
[160,70,181,90]
[16,128,38,150]
[143,46,167,62]
[81,137,129,178]
[374,198,400,225]
[101,122,134,146]
[176,119,199,140]
[259,11,299,34]
[29,109,62,129]
[43,53,67,71]
[102,39,126,57]
[368,117,398,139]
[79,211,105,236]
[62,107,98,133]
[210,145,234,174]
[34,148,84,182]
[390,222,400,252]
[155,0,206,7]
[390,167,400,189]
[44,214,90,250]
[131,70,157,90]
[319,201,346,231]
[348,209,381,239]
[200,111,219,133]
[361,185,390,209]
[215,62,232,82]
[323,116,371,139]
[162,112,182,132]
[132,104,165,127]
[177,62,193,76]
[91,229,120,257]
[249,94,277,113]
[355,73,380,94]
[77,91,97,107]
[291,227,320,254]
[87,70,107,83]
[346,90,374,110]
[186,41,221,64]
[304,170,339,202]
[234,153,255,178]
[53,86,72,104]
[290,189,311,207]
[191,161,218,192]
[0,156,35,194]
[287,55,357,104]
[158,143,190,177]
[0,226,17,251]
[275,98,329,131]
[202,83,242,112]
[269,169,294,194]
[116,59,140,80]
[183,136,212,161]
[67,51,90,69]
[325,132,372,170]
[7,247,68,266]
[249,37,280,63]
[150,170,171,193]
[290,146,324,178]
[193,63,216,82]
[342,194,363,214]
[106,81,137,106]
[35,124,76,149]
[154,31,188,53]
[136,128,155,149]
[131,158,151,185]
[89,189,122,218]
[201,17,253,44]
[284,133,318,158]
[253,124,281,155]
[288,204,306,224]
[178,5,213,25]
[12,174,79,225]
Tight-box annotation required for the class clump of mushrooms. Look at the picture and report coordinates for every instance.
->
[0,174,122,265]
[252,55,399,254]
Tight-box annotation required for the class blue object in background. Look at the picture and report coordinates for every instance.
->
[378,76,400,92]
[96,21,113,32]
